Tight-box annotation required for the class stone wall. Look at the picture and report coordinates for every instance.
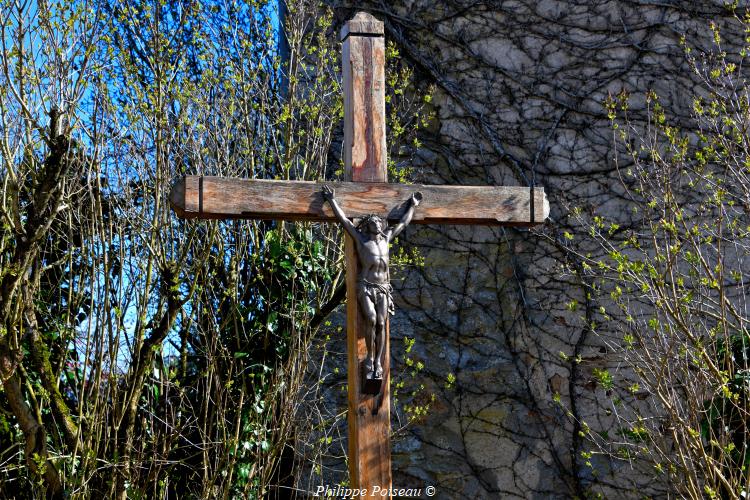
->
[302,2,742,497]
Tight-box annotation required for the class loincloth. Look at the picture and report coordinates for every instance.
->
[357,279,395,316]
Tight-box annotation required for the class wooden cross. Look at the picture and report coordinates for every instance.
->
[170,12,548,498]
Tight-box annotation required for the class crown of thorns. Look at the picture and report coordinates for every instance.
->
[356,214,384,230]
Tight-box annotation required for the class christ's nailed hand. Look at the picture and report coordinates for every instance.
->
[411,192,423,207]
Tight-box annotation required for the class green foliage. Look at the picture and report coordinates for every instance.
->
[394,350,433,425]
[570,12,750,499]
[0,0,348,497]
[0,0,433,496]
[591,368,614,391]
[385,41,436,184]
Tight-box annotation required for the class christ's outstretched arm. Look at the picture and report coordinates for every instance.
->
[321,185,362,244]
[388,192,422,242]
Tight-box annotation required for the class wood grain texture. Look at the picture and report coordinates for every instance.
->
[169,176,549,226]
[345,237,392,494]
[343,13,386,183]
[340,11,384,39]
[343,12,392,497]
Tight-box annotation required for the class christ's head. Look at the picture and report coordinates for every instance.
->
[357,214,385,237]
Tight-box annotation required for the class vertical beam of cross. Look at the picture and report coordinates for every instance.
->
[341,12,392,495]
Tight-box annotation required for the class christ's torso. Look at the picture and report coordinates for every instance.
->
[358,236,389,283]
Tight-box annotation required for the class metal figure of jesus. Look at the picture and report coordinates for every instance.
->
[321,184,422,381]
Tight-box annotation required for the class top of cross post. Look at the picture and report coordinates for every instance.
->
[340,11,384,41]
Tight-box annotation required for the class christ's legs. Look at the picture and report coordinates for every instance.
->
[358,290,377,377]
[374,294,388,379]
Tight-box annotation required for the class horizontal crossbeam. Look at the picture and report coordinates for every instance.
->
[170,176,549,226]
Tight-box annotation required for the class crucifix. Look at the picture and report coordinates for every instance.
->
[170,12,548,498]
